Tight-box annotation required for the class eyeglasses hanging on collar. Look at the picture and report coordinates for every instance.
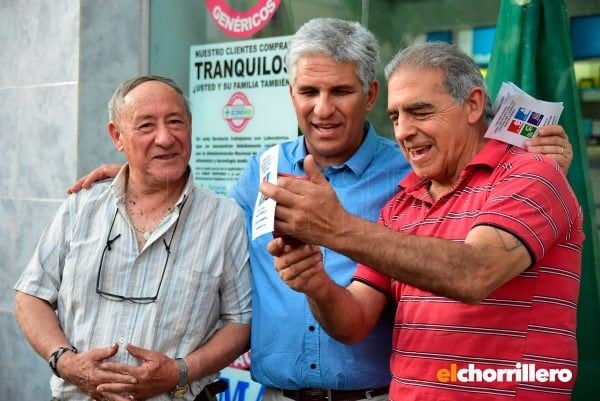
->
[95,195,188,304]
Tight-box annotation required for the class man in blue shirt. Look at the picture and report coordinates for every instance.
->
[69,17,572,401]
[229,19,411,400]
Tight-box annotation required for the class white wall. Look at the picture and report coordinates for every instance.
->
[0,1,142,398]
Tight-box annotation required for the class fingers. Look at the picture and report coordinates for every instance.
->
[67,179,85,194]
[525,125,573,174]
[259,181,281,202]
[97,346,138,383]
[66,164,122,194]
[84,343,119,362]
[100,361,136,376]
[82,164,121,188]
[537,124,567,138]
[97,381,137,397]
[277,244,322,267]
[275,245,323,277]
[528,125,569,150]
[276,247,325,294]
[124,343,147,360]
[95,369,139,400]
[267,238,289,257]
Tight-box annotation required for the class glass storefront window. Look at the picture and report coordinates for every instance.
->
[149,2,600,399]
[149,0,600,142]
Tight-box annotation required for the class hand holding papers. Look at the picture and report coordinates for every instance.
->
[484,82,563,148]
[251,145,308,245]
[252,145,279,240]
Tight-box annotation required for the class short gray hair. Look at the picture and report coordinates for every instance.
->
[384,42,494,123]
[286,18,379,93]
[108,75,191,122]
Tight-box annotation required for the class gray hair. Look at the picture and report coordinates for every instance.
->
[384,42,494,123]
[108,75,191,122]
[286,18,379,93]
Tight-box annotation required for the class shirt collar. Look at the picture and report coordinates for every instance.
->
[293,122,380,176]
[111,164,194,208]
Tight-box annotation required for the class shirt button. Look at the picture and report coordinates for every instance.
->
[310,364,317,369]
[118,337,126,344]
[308,325,315,331]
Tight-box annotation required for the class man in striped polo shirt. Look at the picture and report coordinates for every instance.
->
[263,42,584,401]
[15,76,251,401]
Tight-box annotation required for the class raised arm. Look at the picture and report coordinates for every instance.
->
[261,155,532,304]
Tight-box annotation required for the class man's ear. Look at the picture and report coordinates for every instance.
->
[465,87,486,125]
[365,80,379,112]
[108,121,124,151]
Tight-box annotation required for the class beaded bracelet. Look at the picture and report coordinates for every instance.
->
[48,345,78,378]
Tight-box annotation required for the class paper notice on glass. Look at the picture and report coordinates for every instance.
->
[484,82,563,148]
[251,144,279,240]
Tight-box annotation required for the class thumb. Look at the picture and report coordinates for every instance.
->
[303,155,327,184]
[125,343,147,360]
[267,237,289,257]
[90,343,119,361]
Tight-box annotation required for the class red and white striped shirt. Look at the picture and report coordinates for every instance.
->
[355,140,584,401]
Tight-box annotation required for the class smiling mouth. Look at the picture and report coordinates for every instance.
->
[313,123,341,136]
[153,153,178,160]
[408,145,431,157]
[313,124,341,132]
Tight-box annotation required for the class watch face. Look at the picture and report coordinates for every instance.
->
[171,385,189,398]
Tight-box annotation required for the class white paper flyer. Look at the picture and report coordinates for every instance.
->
[251,144,279,240]
[484,82,563,148]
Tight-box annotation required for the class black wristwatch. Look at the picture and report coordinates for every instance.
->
[48,345,78,378]
[170,357,189,399]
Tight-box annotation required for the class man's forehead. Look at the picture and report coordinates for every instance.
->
[294,56,360,87]
[124,81,173,102]
[389,69,446,95]
[121,84,185,116]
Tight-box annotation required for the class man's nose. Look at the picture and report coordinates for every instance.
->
[394,115,418,142]
[154,123,176,146]
[314,93,335,117]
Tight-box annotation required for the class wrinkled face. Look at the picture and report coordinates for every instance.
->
[386,67,484,190]
[290,54,378,167]
[110,81,191,186]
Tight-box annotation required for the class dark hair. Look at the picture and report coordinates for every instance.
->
[385,42,493,122]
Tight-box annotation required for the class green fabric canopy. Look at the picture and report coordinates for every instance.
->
[486,0,600,398]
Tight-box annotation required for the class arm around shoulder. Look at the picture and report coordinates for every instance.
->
[67,163,122,194]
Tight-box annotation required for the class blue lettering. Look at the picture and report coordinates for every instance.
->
[219,379,250,401]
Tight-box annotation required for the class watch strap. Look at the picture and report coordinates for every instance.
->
[170,357,189,399]
[175,357,188,387]
[48,345,78,378]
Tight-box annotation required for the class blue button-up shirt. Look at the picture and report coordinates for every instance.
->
[229,123,412,390]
